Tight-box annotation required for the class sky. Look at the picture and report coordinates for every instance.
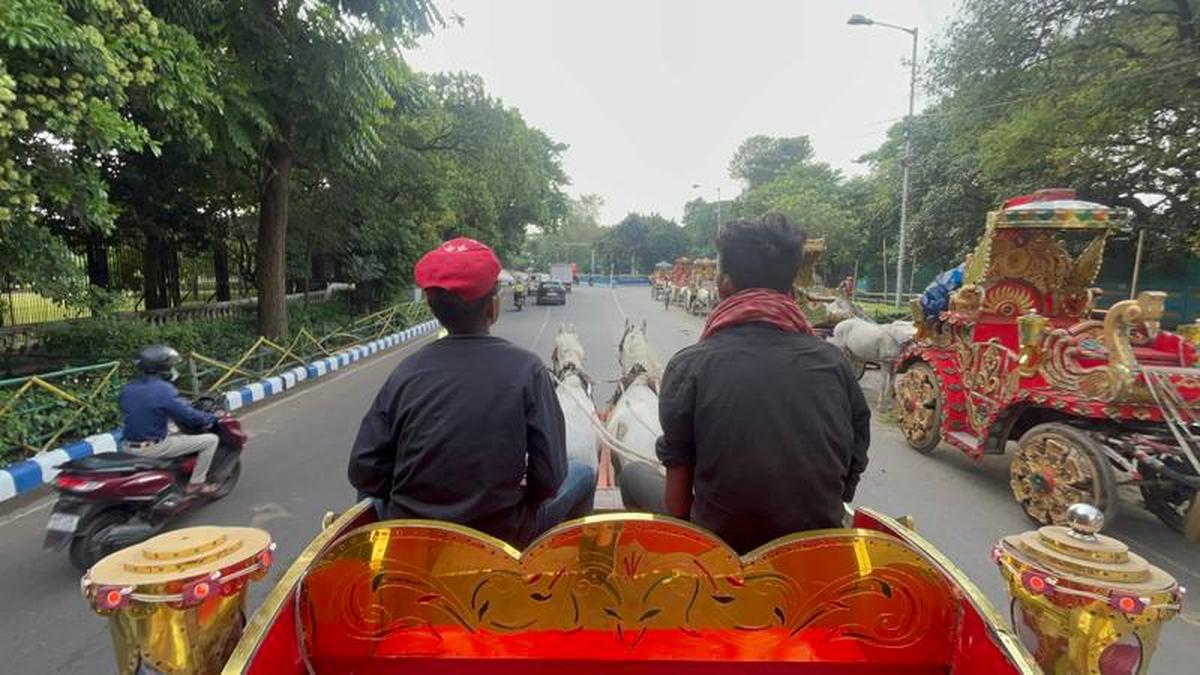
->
[404,0,959,224]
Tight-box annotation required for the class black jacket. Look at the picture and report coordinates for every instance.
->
[348,335,567,543]
[656,323,870,552]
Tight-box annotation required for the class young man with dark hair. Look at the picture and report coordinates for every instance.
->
[621,214,871,553]
[348,237,596,547]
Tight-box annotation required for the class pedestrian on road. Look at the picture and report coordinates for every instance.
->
[620,214,871,553]
[348,237,596,548]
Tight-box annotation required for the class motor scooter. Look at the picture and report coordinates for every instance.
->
[514,288,525,311]
[44,398,247,570]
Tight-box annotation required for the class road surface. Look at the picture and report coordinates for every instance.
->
[0,285,1196,672]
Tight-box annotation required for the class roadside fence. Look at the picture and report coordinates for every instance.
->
[0,300,433,470]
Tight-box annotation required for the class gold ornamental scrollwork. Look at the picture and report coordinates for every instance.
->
[961,340,1019,434]
[1039,292,1166,402]
[295,517,962,666]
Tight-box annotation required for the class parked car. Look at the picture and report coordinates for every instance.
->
[536,280,567,305]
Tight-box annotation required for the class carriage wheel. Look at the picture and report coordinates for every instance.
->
[895,362,941,454]
[1011,423,1118,527]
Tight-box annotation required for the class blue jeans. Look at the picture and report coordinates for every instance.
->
[520,461,597,545]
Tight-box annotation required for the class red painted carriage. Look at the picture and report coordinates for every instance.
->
[895,190,1200,534]
[214,503,1039,674]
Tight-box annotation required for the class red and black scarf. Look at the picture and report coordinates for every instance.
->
[701,289,813,340]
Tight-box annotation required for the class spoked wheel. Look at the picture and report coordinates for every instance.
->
[895,362,942,454]
[1139,455,1199,540]
[1011,423,1118,527]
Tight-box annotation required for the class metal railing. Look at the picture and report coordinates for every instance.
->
[1,299,431,465]
[0,361,123,464]
[181,300,432,397]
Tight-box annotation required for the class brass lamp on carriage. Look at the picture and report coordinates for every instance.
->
[81,526,274,675]
[994,503,1182,675]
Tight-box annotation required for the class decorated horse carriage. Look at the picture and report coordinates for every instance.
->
[651,261,672,300]
[794,239,864,333]
[80,500,1187,675]
[686,257,718,316]
[79,316,1188,674]
[668,257,692,307]
[894,190,1200,536]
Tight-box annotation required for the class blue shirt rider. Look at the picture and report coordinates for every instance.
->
[118,345,221,495]
[920,263,966,322]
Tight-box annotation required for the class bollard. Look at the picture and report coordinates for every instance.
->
[82,526,273,675]
[994,504,1182,674]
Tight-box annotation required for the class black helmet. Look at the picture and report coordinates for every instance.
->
[134,345,181,378]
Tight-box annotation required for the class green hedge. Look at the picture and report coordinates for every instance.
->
[36,298,358,367]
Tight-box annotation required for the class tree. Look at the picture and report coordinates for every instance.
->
[681,198,731,257]
[0,0,220,312]
[214,0,443,337]
[597,213,688,273]
[728,135,815,189]
[929,0,1200,255]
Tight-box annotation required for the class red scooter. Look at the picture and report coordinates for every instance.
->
[44,399,247,570]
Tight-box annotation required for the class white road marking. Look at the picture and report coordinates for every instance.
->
[0,496,55,528]
[528,302,556,354]
[610,286,628,320]
[0,332,439,530]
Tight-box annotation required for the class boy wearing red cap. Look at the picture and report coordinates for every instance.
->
[348,238,596,547]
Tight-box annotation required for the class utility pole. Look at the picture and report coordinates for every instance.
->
[848,13,918,308]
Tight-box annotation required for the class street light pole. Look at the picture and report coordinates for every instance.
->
[848,13,918,308]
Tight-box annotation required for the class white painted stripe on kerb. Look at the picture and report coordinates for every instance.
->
[224,391,243,411]
[88,434,118,456]
[0,472,15,502]
[266,376,284,394]
[32,449,71,483]
[293,366,308,382]
[247,382,265,402]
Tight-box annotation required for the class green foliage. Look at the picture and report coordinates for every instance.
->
[524,195,605,271]
[597,213,688,273]
[0,0,220,305]
[728,135,815,189]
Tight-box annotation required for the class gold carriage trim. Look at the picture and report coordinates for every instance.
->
[992,201,1132,230]
[284,513,1017,667]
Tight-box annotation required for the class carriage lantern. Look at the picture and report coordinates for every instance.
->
[995,504,1182,675]
[82,526,273,675]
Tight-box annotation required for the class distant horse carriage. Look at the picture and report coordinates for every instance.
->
[687,257,718,316]
[667,256,693,309]
[651,261,672,301]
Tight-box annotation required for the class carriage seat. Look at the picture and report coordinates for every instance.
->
[293,516,964,674]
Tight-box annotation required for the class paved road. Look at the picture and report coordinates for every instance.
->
[0,285,1196,672]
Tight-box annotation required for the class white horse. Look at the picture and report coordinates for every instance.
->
[551,324,599,471]
[693,287,715,316]
[829,318,917,408]
[606,320,663,466]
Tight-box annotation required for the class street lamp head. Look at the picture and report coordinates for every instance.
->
[847,13,874,26]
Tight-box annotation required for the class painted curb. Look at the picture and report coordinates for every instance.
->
[0,319,440,503]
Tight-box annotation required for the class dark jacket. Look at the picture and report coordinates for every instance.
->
[119,376,216,442]
[348,335,567,544]
[656,323,870,552]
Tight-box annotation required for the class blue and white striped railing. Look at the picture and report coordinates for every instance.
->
[0,319,440,504]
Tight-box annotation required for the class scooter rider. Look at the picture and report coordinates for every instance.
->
[119,345,220,495]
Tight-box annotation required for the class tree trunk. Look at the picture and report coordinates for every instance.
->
[256,136,292,338]
[213,238,232,302]
[85,239,110,288]
[143,230,168,310]
[166,245,182,307]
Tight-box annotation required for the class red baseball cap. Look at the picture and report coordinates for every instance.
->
[414,237,501,301]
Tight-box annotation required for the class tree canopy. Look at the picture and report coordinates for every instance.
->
[1,0,570,333]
